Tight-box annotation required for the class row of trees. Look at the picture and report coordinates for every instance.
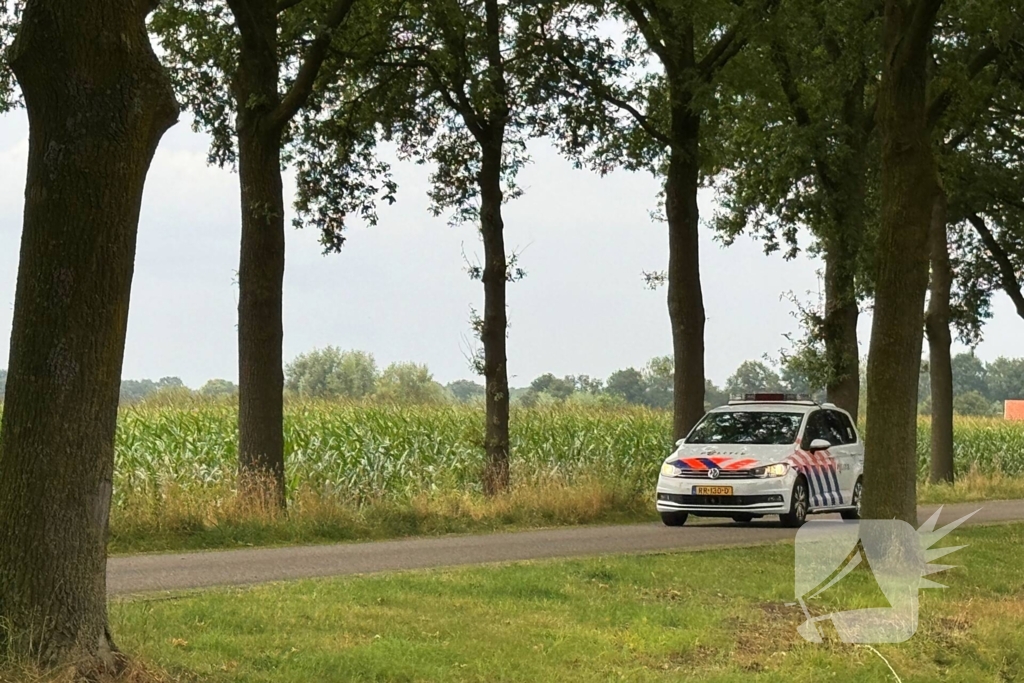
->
[919,353,1024,416]
[0,0,1021,671]
[101,350,1024,411]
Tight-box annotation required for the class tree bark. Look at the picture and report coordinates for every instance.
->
[0,0,177,670]
[861,0,942,524]
[479,144,511,494]
[666,97,707,440]
[823,241,861,418]
[229,0,287,508]
[926,188,954,484]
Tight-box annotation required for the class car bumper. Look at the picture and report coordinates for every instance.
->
[655,472,795,516]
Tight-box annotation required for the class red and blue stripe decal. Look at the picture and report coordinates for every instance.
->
[671,456,759,471]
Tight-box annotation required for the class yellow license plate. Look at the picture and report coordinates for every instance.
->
[693,486,733,495]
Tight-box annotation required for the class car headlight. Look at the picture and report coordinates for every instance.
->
[751,463,789,478]
[661,462,682,477]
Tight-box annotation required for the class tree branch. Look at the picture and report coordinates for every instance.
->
[551,49,673,149]
[270,0,358,130]
[967,212,1024,321]
[698,24,744,79]
[926,43,1002,129]
[277,0,306,13]
[769,39,839,197]
[698,0,780,80]
[620,0,670,66]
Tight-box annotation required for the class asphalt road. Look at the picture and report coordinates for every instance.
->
[107,499,1024,596]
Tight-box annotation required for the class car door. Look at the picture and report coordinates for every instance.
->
[798,410,842,509]
[827,409,863,502]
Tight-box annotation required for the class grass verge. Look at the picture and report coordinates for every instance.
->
[108,479,655,555]
[95,522,1024,682]
[108,473,1024,555]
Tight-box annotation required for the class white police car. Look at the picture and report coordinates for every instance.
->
[656,394,864,527]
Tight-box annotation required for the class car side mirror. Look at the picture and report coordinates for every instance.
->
[808,438,831,452]
[675,438,686,447]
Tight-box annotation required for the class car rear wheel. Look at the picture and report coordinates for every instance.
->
[732,514,754,523]
[660,511,689,527]
[780,477,809,528]
[841,478,863,520]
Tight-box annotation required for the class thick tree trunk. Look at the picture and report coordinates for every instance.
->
[861,0,941,524]
[666,102,706,440]
[230,0,287,508]
[0,0,177,670]
[236,126,287,508]
[479,145,511,494]
[926,189,954,484]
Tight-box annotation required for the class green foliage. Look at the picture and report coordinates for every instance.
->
[285,347,378,400]
[119,377,187,404]
[446,379,486,403]
[375,362,448,405]
[199,378,238,398]
[542,0,774,179]
[601,358,673,410]
[986,357,1024,401]
[605,368,646,405]
[704,379,729,410]
[952,352,989,397]
[725,360,783,396]
[297,0,555,233]
[954,391,998,417]
[926,0,1024,343]
[150,0,395,246]
[529,373,577,402]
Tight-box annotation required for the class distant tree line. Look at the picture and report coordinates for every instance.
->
[117,376,238,405]
[918,354,1024,417]
[25,350,1017,414]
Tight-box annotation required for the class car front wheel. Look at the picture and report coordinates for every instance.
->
[660,511,689,527]
[842,478,863,520]
[780,477,808,528]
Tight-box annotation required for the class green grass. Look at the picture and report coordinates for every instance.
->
[98,522,1024,682]
[98,401,1024,554]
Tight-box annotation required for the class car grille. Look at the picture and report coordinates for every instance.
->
[675,469,757,479]
[658,493,783,506]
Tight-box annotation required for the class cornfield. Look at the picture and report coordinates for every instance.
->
[111,401,1024,508]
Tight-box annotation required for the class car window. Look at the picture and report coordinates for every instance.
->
[686,411,804,445]
[823,410,852,445]
[801,411,827,448]
[829,410,858,444]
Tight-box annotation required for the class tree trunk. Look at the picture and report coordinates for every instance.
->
[861,0,941,524]
[479,144,511,494]
[821,127,867,420]
[230,0,287,508]
[823,247,861,418]
[926,189,954,484]
[0,0,177,670]
[666,101,706,440]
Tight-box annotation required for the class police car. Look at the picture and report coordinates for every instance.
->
[656,394,864,527]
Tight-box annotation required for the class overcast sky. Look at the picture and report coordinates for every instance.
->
[0,111,1020,388]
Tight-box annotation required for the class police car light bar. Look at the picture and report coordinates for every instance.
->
[732,392,812,402]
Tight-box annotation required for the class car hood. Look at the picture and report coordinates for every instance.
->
[666,443,796,470]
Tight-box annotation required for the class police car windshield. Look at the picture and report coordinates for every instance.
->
[686,411,804,445]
